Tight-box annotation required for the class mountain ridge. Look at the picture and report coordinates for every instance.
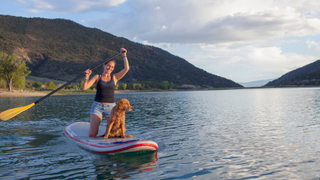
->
[0,15,242,88]
[264,59,320,87]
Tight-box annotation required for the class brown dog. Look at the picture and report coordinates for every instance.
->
[104,98,134,139]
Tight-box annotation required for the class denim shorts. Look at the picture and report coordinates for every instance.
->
[90,101,116,117]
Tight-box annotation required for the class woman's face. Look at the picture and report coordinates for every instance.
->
[104,61,115,74]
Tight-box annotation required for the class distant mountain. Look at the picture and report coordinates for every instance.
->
[264,59,320,87]
[239,79,274,87]
[0,15,242,88]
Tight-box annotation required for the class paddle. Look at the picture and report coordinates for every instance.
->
[0,52,122,121]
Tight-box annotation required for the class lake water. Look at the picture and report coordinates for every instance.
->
[1,88,320,179]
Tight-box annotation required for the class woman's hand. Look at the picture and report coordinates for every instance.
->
[120,48,127,57]
[84,69,92,79]
[82,69,95,90]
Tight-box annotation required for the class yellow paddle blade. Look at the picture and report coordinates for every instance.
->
[0,103,35,121]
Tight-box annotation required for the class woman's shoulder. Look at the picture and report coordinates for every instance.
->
[93,74,100,79]
[91,74,100,83]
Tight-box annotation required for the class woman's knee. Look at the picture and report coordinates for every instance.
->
[89,114,102,135]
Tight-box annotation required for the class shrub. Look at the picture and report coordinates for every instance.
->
[32,82,42,88]
[47,81,56,89]
[72,85,79,90]
[26,81,33,89]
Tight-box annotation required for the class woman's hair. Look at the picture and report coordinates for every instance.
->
[104,59,116,66]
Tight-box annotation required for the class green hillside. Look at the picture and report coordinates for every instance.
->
[0,15,242,88]
[264,59,320,87]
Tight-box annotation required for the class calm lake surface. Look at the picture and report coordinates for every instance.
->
[1,88,320,179]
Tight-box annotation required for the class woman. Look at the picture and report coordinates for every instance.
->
[82,48,129,137]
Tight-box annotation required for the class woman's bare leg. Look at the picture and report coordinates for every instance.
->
[89,114,102,136]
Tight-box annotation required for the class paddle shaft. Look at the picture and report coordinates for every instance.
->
[34,52,122,104]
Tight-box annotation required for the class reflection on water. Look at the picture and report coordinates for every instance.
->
[93,152,158,179]
[2,88,320,179]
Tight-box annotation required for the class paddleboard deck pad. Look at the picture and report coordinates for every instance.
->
[64,122,158,154]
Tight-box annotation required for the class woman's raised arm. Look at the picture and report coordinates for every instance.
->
[114,48,129,82]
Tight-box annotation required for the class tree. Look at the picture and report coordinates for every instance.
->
[132,83,141,90]
[115,84,120,90]
[47,81,56,89]
[121,83,127,90]
[0,78,6,89]
[79,80,84,89]
[161,81,169,90]
[14,76,26,89]
[169,82,174,89]
[0,52,31,91]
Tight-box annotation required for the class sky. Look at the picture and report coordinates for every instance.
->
[1,0,320,83]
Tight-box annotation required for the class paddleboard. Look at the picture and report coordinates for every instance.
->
[64,122,158,154]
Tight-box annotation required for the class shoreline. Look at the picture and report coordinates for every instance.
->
[0,89,50,98]
[0,89,140,98]
[2,86,319,98]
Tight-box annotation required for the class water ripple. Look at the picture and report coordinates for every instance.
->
[2,89,320,179]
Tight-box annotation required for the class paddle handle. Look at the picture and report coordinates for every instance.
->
[34,52,122,104]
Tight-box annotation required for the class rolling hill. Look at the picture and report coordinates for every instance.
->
[264,59,320,87]
[0,15,242,88]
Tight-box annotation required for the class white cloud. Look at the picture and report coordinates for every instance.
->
[145,41,317,82]
[19,0,320,46]
[19,0,126,13]
[161,25,167,30]
[306,40,320,49]
[28,0,54,12]
[84,0,320,47]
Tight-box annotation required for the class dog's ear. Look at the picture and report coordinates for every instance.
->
[118,99,124,110]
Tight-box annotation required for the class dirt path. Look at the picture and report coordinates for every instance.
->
[0,89,48,98]
[0,89,140,98]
